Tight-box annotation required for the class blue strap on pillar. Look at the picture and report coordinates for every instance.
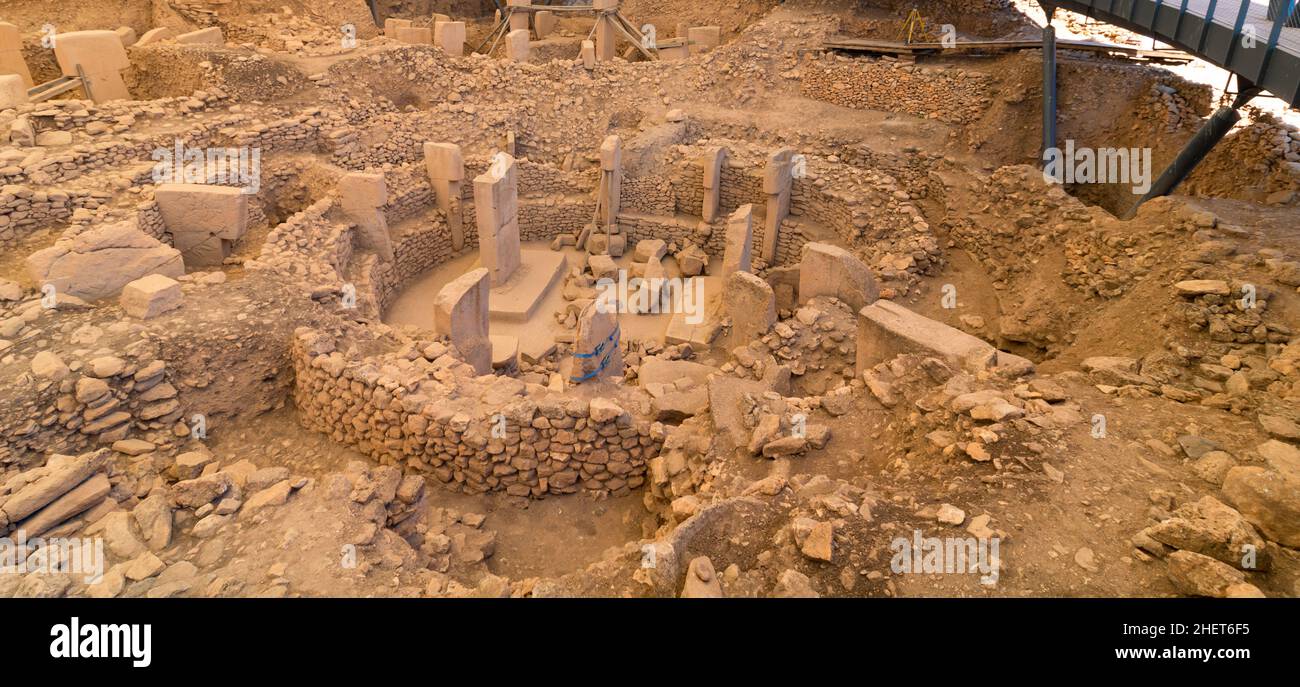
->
[569,325,621,382]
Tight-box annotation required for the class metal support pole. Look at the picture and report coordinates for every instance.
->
[1123,85,1262,218]
[1041,4,1057,165]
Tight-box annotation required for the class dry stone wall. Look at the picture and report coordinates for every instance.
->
[291,328,663,497]
[0,185,112,249]
[802,54,993,125]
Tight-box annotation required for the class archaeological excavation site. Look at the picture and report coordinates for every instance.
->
[2,0,1300,620]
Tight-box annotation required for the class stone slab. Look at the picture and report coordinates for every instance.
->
[478,249,567,322]
[856,300,1034,376]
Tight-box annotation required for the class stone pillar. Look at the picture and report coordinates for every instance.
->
[722,204,753,275]
[394,26,432,45]
[424,142,466,251]
[535,11,557,39]
[52,31,131,103]
[506,29,530,61]
[435,21,466,57]
[384,18,413,34]
[508,0,531,32]
[153,184,250,268]
[473,153,521,286]
[702,146,728,222]
[339,172,394,263]
[762,148,795,263]
[599,135,622,231]
[0,74,28,110]
[798,242,879,311]
[0,23,33,87]
[688,26,722,53]
[594,0,618,62]
[435,267,492,375]
[722,271,775,348]
[586,135,624,257]
[581,40,596,69]
[570,301,623,384]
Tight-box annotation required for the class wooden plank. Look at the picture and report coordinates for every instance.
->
[27,76,83,103]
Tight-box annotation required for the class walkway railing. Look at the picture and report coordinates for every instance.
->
[1050,0,1300,105]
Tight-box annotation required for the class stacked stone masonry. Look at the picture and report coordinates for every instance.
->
[291,330,662,497]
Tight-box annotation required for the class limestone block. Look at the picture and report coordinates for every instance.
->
[435,21,466,56]
[594,3,617,61]
[15,473,111,537]
[394,26,432,45]
[535,11,557,39]
[571,301,623,383]
[338,172,393,262]
[509,1,531,32]
[175,27,223,45]
[598,135,622,228]
[634,239,667,263]
[506,29,530,62]
[153,184,249,268]
[581,40,596,69]
[0,22,34,87]
[423,142,464,181]
[762,148,796,260]
[339,172,387,209]
[491,334,519,370]
[53,31,131,102]
[722,204,753,274]
[688,26,722,53]
[115,27,138,47]
[27,221,184,301]
[384,19,413,34]
[424,142,465,250]
[9,115,33,146]
[120,274,182,319]
[798,242,878,311]
[600,134,623,171]
[856,300,1034,376]
[702,146,727,222]
[473,153,521,286]
[722,271,775,346]
[134,27,175,47]
[154,184,248,242]
[435,268,492,375]
[0,74,28,110]
[589,254,618,281]
[657,41,689,61]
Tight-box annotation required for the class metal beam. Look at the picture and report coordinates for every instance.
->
[1042,4,1059,164]
[1124,84,1262,217]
